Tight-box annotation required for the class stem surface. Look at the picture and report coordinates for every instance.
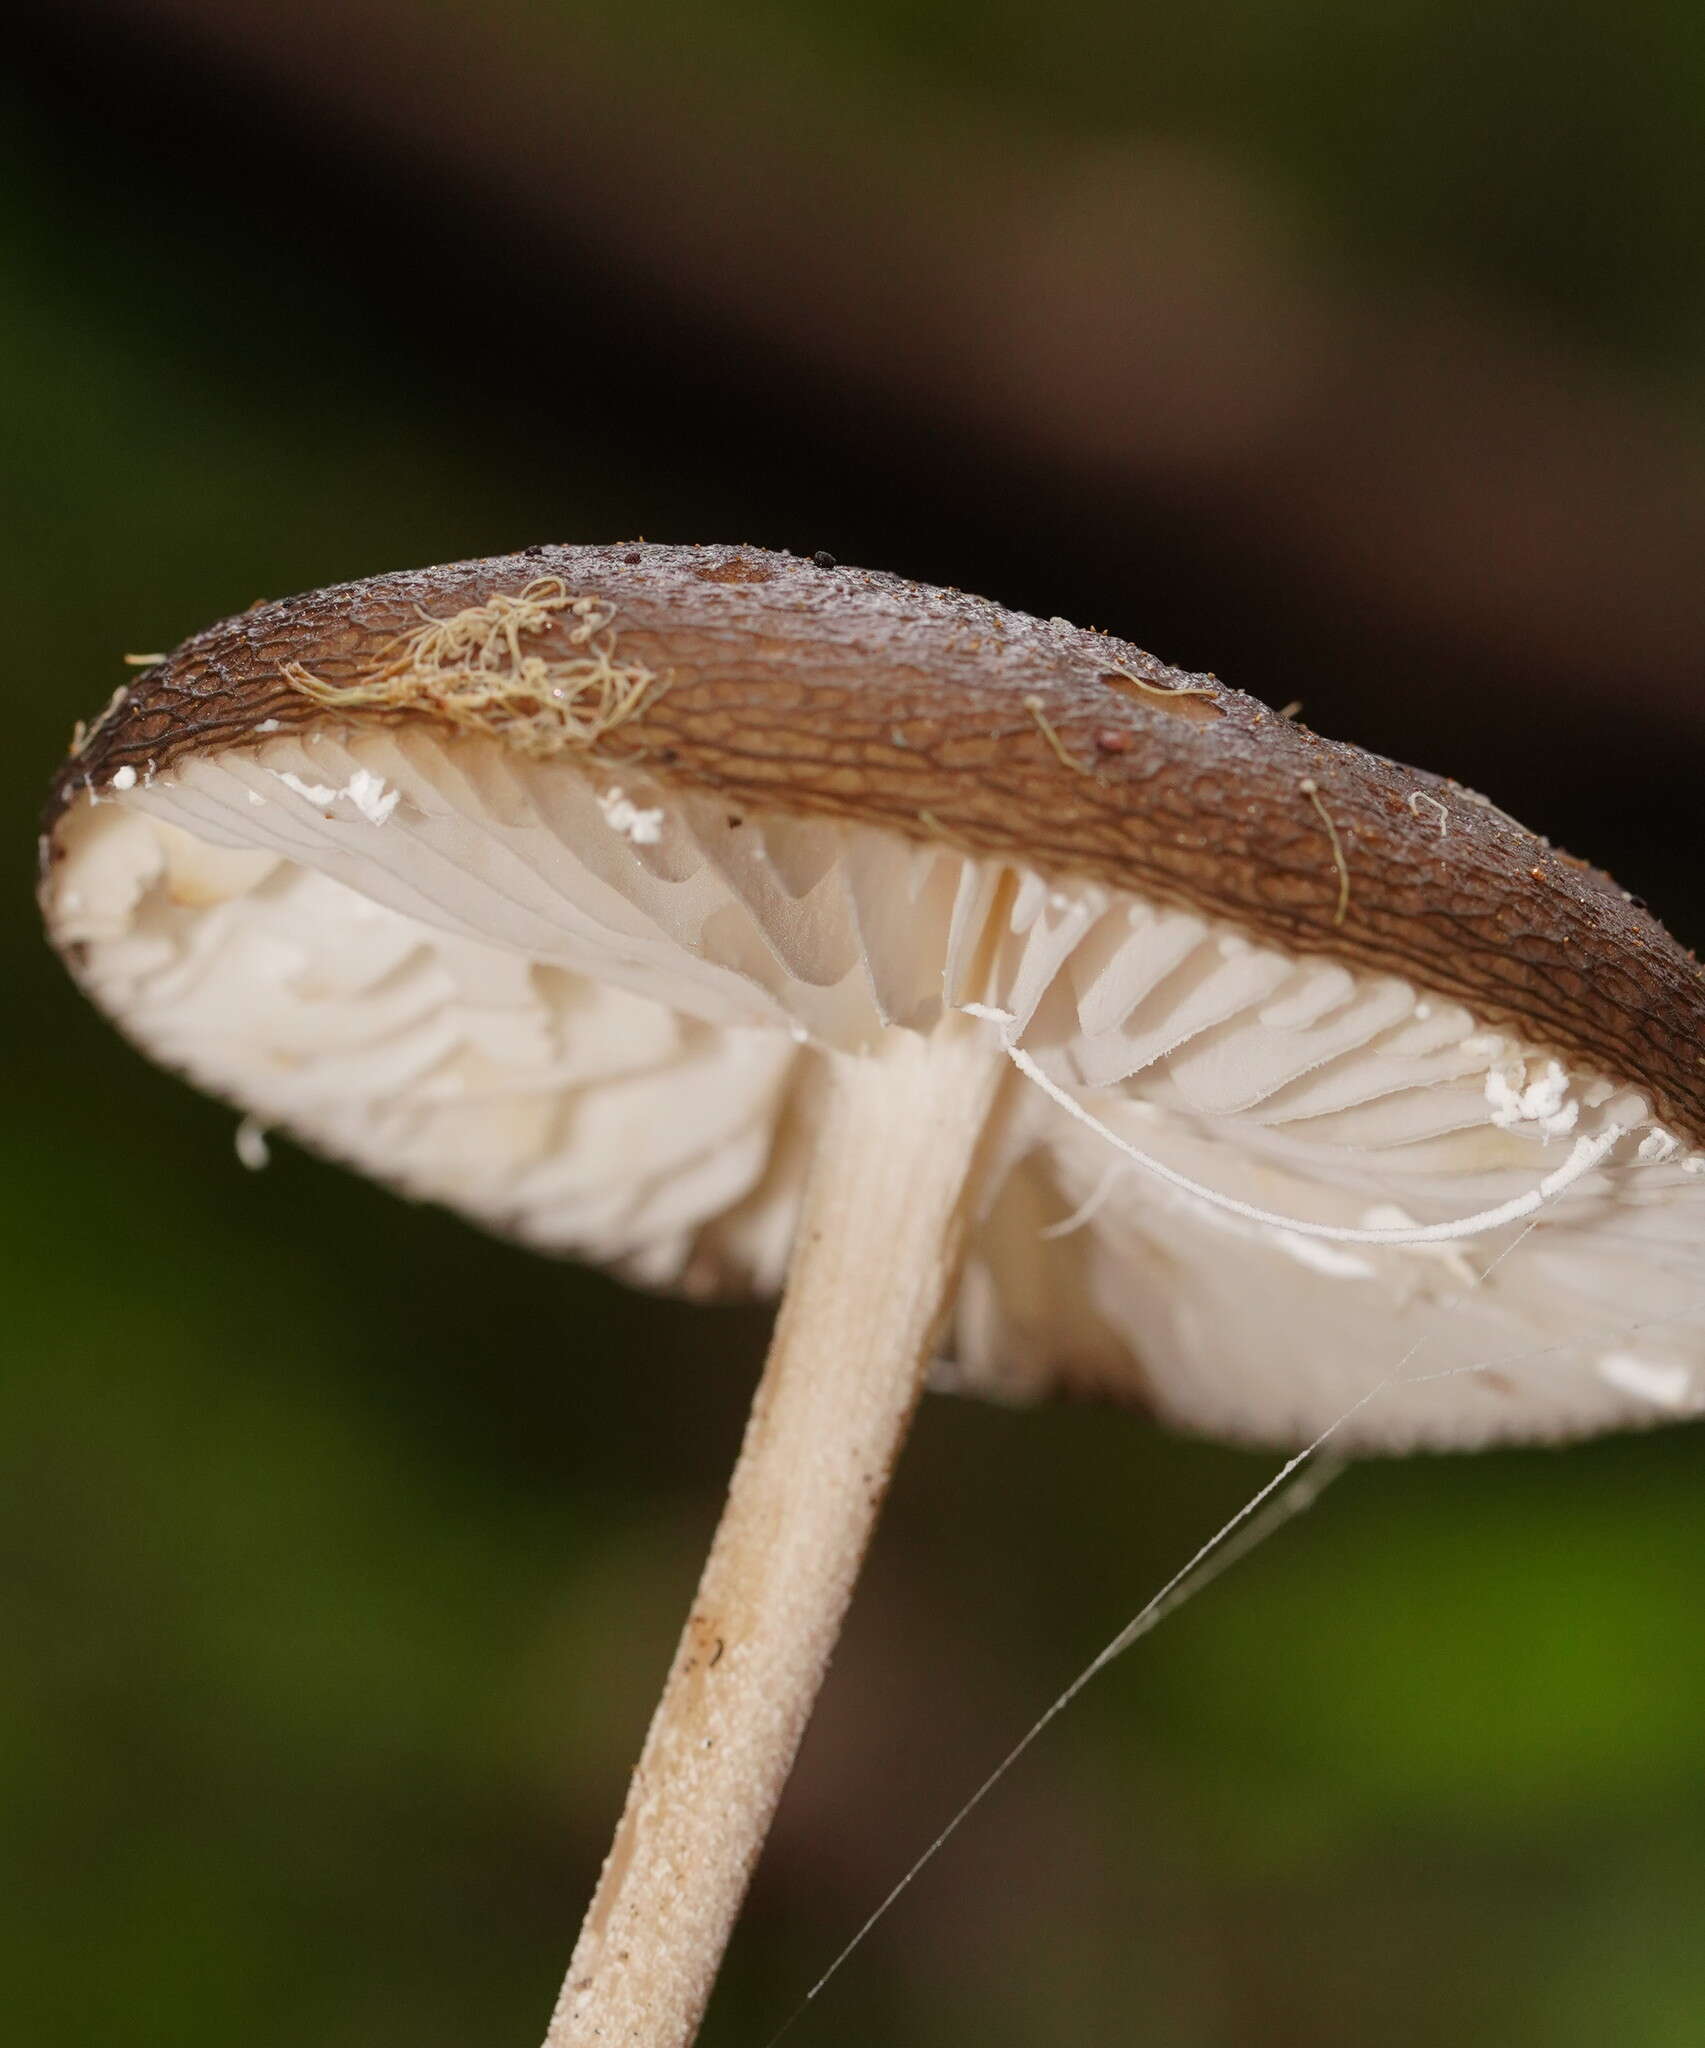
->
[545,1021,1006,2047]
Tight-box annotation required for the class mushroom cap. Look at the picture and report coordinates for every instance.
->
[41,543,1705,1450]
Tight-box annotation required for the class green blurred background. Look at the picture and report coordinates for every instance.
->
[8,4,1705,2043]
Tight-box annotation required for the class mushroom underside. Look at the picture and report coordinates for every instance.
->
[46,724,1705,1450]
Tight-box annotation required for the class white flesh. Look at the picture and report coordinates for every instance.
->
[46,727,1705,1449]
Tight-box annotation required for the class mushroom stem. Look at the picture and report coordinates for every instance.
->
[546,1020,1007,2047]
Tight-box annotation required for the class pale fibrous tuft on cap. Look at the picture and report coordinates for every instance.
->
[278,575,664,756]
[42,543,1705,1452]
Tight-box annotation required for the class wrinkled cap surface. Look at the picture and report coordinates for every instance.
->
[41,543,1705,1450]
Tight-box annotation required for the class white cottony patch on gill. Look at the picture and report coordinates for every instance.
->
[1639,1129,1684,1164]
[596,785,665,845]
[1486,1057,1578,1139]
[274,771,339,807]
[272,767,400,823]
[343,767,401,825]
[1596,1352,1697,1410]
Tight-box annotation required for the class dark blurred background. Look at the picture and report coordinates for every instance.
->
[7,4,1705,2043]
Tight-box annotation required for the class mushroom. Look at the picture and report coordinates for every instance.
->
[39,543,1705,2046]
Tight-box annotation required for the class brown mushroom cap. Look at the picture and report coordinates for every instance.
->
[40,543,1705,1450]
[47,541,1705,1140]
